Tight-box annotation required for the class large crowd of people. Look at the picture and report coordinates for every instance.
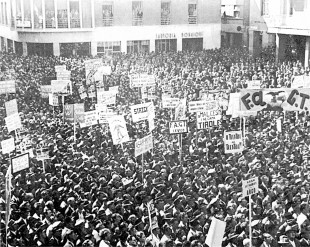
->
[0,46,310,247]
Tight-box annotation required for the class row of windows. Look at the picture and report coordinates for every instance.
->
[0,0,199,28]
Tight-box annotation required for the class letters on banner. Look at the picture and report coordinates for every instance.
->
[80,110,98,128]
[64,104,74,123]
[11,153,30,174]
[1,138,15,154]
[162,97,180,108]
[130,74,156,88]
[247,80,261,89]
[57,71,71,80]
[175,98,187,120]
[51,80,72,94]
[242,177,259,198]
[97,90,116,105]
[169,120,188,134]
[55,65,67,73]
[188,100,218,113]
[40,85,52,98]
[131,102,154,123]
[48,94,59,106]
[135,134,153,157]
[107,115,130,145]
[5,99,18,117]
[85,59,104,84]
[224,131,243,154]
[196,110,222,130]
[5,113,22,132]
[0,80,16,94]
[205,217,227,247]
[74,103,85,123]
[240,88,310,112]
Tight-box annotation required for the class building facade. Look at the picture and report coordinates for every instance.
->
[0,0,221,56]
[264,0,310,67]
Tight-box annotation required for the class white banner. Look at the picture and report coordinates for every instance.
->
[131,102,154,123]
[188,100,218,113]
[85,59,104,84]
[148,114,155,132]
[56,71,71,80]
[227,93,240,118]
[55,65,67,72]
[108,115,130,145]
[109,86,119,93]
[135,134,153,157]
[1,138,15,154]
[247,80,261,89]
[5,99,18,117]
[276,118,282,132]
[196,110,221,130]
[205,217,226,247]
[11,153,30,174]
[0,80,16,94]
[5,113,22,132]
[51,80,72,94]
[224,131,243,154]
[97,90,116,105]
[97,108,117,124]
[169,120,188,134]
[130,74,156,88]
[162,97,180,108]
[291,75,310,88]
[48,94,59,106]
[80,110,98,128]
[242,177,259,197]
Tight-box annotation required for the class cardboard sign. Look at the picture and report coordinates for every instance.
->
[74,103,85,123]
[5,99,18,117]
[205,217,226,247]
[224,131,243,154]
[80,110,98,128]
[242,177,259,197]
[131,102,154,123]
[85,59,104,84]
[188,100,218,113]
[109,86,119,93]
[11,153,30,174]
[135,134,153,157]
[169,120,188,134]
[97,90,116,105]
[56,71,71,80]
[51,80,72,94]
[247,80,261,89]
[240,88,310,112]
[5,113,22,132]
[48,94,59,106]
[55,65,67,72]
[0,80,16,94]
[196,110,221,130]
[1,138,15,154]
[36,151,50,161]
[64,104,74,123]
[130,74,155,88]
[108,115,130,145]
[162,97,180,108]
[97,107,117,124]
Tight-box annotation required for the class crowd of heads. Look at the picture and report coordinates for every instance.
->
[0,47,310,247]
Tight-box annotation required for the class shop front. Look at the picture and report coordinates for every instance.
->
[182,31,203,51]
[155,33,177,53]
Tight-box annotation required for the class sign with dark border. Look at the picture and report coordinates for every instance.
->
[11,153,30,174]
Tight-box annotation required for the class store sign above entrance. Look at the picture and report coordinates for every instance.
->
[181,32,203,38]
[155,33,177,39]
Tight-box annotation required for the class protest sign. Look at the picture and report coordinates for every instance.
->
[11,153,30,174]
[205,217,226,247]
[135,134,153,157]
[48,94,59,106]
[175,98,187,120]
[85,59,104,84]
[80,110,98,128]
[224,131,243,154]
[40,85,52,98]
[64,104,74,123]
[169,120,188,134]
[0,80,16,94]
[108,115,130,145]
[51,80,72,94]
[74,103,85,123]
[97,107,117,124]
[188,100,218,113]
[97,90,116,105]
[162,97,180,108]
[56,70,71,80]
[55,65,67,72]
[36,151,50,161]
[196,110,222,130]
[227,93,240,117]
[130,74,155,88]
[242,177,259,197]
[109,86,119,93]
[240,88,310,112]
[131,102,153,122]
[5,99,18,117]
[5,113,22,132]
[247,80,261,89]
[291,75,310,88]
[1,138,15,154]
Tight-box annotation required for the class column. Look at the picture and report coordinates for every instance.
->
[276,34,286,64]
[67,0,70,28]
[177,38,182,51]
[12,0,16,28]
[305,37,310,68]
[4,38,8,52]
[0,37,2,51]
[90,41,97,57]
[22,42,27,55]
[31,0,34,30]
[42,0,45,29]
[79,0,82,28]
[149,39,155,52]
[229,33,234,47]
[121,40,127,53]
[91,0,95,28]
[12,40,15,53]
[248,30,254,55]
[54,0,58,28]
[53,42,60,56]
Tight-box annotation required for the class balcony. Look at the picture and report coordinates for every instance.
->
[103,17,113,26]
[222,17,244,33]
[132,17,143,26]
[161,17,170,25]
[188,15,197,24]
[264,14,310,31]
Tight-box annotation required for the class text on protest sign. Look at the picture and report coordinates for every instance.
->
[107,115,130,145]
[5,113,22,132]
[5,99,18,117]
[130,74,155,88]
[169,120,188,134]
[175,98,187,120]
[48,94,59,106]
[240,88,310,112]
[97,107,117,124]
[188,100,218,113]
[109,86,119,93]
[291,75,310,88]
[11,153,30,174]
[51,80,72,94]
[242,177,259,197]
[85,59,104,84]
[131,102,154,123]
[56,71,71,80]
[40,85,52,98]
[135,134,153,157]
[1,138,15,154]
[0,80,16,94]
[247,80,261,89]
[196,110,222,130]
[74,103,85,123]
[224,131,243,154]
[64,104,74,123]
[97,90,116,105]
[162,97,180,108]
[80,110,98,128]
[55,65,67,72]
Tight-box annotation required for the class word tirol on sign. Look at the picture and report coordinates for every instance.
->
[240,88,310,112]
[169,120,188,134]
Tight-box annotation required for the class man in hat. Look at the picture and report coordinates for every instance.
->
[285,225,301,247]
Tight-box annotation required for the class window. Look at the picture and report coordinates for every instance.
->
[97,41,121,54]
[132,1,143,26]
[45,0,56,28]
[161,1,171,25]
[1,3,3,24]
[127,40,149,53]
[261,0,269,16]
[70,0,80,28]
[10,0,15,27]
[102,2,113,26]
[188,2,197,24]
[289,0,293,14]
[33,0,43,29]
[57,0,68,28]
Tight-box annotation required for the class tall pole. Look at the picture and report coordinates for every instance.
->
[141,153,144,183]
[249,194,252,247]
